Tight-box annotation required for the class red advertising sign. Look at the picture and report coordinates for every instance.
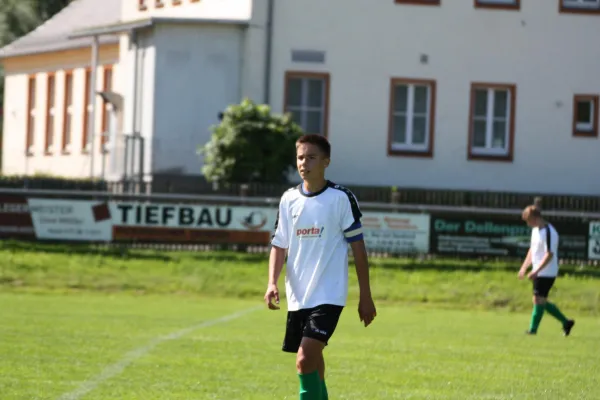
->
[0,195,35,239]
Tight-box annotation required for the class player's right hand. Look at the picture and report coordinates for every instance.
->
[264,284,280,310]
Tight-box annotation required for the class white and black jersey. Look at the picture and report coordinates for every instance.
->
[530,223,559,277]
[271,181,364,311]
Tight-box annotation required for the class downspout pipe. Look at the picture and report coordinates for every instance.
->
[88,35,99,179]
[263,0,274,105]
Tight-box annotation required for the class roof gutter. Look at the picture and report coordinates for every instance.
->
[68,17,249,39]
[68,19,154,39]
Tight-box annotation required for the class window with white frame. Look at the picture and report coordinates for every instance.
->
[284,72,329,136]
[395,0,440,5]
[138,0,148,10]
[26,76,36,154]
[82,69,92,151]
[45,74,56,153]
[62,71,73,152]
[389,79,435,154]
[101,66,113,151]
[469,85,515,159]
[562,0,600,10]
[475,0,520,7]
[573,95,598,136]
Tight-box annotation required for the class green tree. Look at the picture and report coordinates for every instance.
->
[199,98,303,184]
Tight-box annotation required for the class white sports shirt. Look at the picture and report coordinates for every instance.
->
[270,181,364,311]
[530,223,559,277]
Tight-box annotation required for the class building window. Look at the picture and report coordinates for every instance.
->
[560,0,600,14]
[572,95,599,137]
[173,0,182,5]
[101,66,113,152]
[468,83,516,161]
[284,71,330,137]
[155,0,165,8]
[62,71,73,153]
[138,0,147,11]
[388,78,436,157]
[475,0,520,10]
[82,69,92,152]
[45,73,56,154]
[26,75,36,155]
[395,0,440,5]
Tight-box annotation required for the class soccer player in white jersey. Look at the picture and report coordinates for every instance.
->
[518,205,575,336]
[264,134,377,400]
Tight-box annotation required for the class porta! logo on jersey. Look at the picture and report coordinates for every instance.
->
[296,226,325,238]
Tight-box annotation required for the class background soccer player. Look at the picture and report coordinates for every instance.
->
[264,134,377,400]
[519,205,575,336]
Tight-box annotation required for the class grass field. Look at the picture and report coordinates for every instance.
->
[1,241,600,399]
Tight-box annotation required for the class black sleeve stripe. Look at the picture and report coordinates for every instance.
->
[271,189,293,244]
[329,182,362,222]
[270,209,280,243]
[546,224,551,249]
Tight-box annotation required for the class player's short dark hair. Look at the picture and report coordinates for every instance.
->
[296,134,331,158]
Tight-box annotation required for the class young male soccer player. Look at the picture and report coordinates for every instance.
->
[264,134,377,400]
[518,205,575,336]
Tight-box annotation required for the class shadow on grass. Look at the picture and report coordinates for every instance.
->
[0,240,171,262]
[2,240,598,278]
[371,258,600,278]
[0,240,269,264]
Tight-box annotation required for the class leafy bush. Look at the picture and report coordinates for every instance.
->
[199,98,303,184]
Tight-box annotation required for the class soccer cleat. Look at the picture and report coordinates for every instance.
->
[525,330,536,335]
[563,320,575,337]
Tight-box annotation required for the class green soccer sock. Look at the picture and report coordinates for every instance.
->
[321,378,328,400]
[299,370,321,400]
[545,302,568,324]
[529,304,545,333]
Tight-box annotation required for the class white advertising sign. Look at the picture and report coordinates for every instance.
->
[588,221,600,260]
[27,198,113,241]
[109,202,278,232]
[361,212,430,254]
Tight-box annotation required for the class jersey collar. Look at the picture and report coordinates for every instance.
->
[298,180,331,198]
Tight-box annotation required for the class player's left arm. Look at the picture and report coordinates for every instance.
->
[340,191,376,327]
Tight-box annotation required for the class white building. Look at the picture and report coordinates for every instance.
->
[1,0,599,195]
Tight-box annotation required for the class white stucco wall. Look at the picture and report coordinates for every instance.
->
[121,0,252,22]
[1,45,120,178]
[268,0,600,195]
[150,23,243,175]
[240,0,268,103]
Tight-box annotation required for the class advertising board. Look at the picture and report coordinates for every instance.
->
[27,198,113,242]
[430,214,588,259]
[0,195,35,239]
[588,221,600,260]
[361,212,430,254]
[109,202,278,244]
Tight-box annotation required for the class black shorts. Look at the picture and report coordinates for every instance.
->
[282,304,344,353]
[533,277,556,298]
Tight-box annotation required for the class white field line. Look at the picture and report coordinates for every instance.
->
[57,306,262,400]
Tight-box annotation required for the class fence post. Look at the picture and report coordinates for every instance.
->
[390,186,400,204]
